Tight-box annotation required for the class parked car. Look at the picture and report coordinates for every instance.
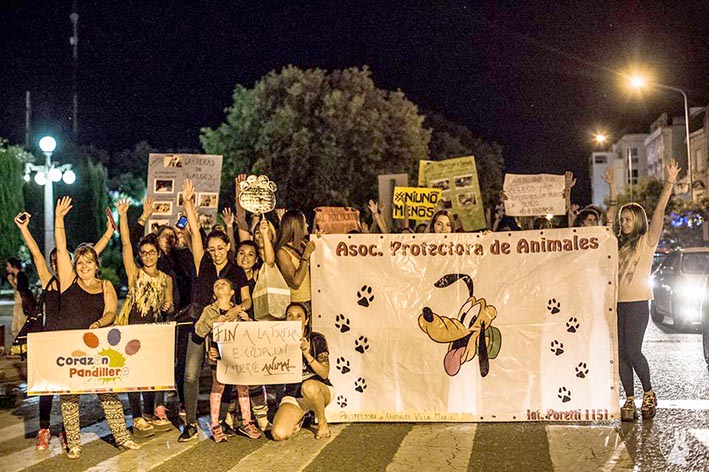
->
[650,247,709,331]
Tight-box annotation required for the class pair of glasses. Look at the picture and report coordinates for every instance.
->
[140,250,158,257]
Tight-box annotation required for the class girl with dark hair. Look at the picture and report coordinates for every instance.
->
[275,210,315,317]
[196,278,261,441]
[428,210,454,233]
[178,179,252,442]
[116,199,174,437]
[615,159,679,421]
[271,302,333,441]
[53,196,139,458]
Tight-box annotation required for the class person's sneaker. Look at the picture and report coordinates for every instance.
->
[178,407,187,426]
[132,417,156,438]
[641,391,657,419]
[150,406,173,432]
[238,422,262,439]
[211,424,228,443]
[67,445,81,459]
[178,423,199,442]
[35,428,50,450]
[219,420,237,437]
[620,398,637,421]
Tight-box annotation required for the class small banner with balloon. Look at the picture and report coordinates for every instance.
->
[27,323,176,395]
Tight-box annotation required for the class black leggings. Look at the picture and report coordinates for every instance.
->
[39,395,54,429]
[617,301,652,396]
[128,391,156,419]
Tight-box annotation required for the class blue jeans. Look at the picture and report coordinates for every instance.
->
[184,331,205,424]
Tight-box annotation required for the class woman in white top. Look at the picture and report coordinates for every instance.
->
[616,159,679,421]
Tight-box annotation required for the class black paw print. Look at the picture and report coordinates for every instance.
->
[547,299,560,314]
[354,377,367,393]
[566,317,580,333]
[335,314,351,333]
[336,357,351,374]
[354,336,369,354]
[550,340,564,356]
[558,387,571,403]
[575,362,588,379]
[336,395,348,408]
[357,285,374,307]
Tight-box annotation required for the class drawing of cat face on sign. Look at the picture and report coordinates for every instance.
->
[238,175,277,214]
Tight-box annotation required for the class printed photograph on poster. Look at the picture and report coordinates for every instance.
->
[198,192,218,208]
[430,178,451,191]
[454,174,475,189]
[440,196,453,209]
[163,154,183,168]
[457,192,477,207]
[151,201,173,215]
[154,179,175,194]
[199,214,214,229]
[149,219,170,233]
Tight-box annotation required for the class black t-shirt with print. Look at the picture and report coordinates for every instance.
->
[284,331,332,397]
[192,255,248,309]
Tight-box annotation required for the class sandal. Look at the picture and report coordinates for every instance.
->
[315,428,331,440]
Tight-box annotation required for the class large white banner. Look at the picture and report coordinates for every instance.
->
[312,228,620,422]
[27,323,176,395]
[214,321,302,385]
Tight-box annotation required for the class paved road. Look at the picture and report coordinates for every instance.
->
[0,305,708,471]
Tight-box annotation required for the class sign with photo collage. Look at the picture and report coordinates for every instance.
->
[145,153,223,232]
[418,155,486,231]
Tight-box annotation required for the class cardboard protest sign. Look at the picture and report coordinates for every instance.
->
[28,324,175,395]
[311,228,619,423]
[378,173,409,231]
[418,156,486,230]
[238,175,277,214]
[503,174,565,217]
[392,186,442,220]
[214,321,302,385]
[314,207,361,234]
[146,153,223,231]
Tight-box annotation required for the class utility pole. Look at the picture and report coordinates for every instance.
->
[70,0,79,139]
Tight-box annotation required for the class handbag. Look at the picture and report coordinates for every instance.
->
[252,263,291,320]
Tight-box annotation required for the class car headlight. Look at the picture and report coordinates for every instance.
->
[677,280,707,304]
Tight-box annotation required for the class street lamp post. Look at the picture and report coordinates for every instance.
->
[629,76,693,201]
[25,137,76,261]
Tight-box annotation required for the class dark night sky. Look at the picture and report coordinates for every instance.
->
[2,0,709,203]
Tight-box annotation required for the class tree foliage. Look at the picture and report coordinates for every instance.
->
[200,66,431,211]
[0,140,30,263]
[425,113,505,209]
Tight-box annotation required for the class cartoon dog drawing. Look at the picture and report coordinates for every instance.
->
[418,274,502,377]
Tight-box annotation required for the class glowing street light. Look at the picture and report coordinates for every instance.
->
[594,133,608,145]
[625,72,693,200]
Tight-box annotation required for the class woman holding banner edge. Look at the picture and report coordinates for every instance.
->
[615,159,679,421]
[53,196,140,458]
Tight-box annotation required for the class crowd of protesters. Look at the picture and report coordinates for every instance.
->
[4,160,680,458]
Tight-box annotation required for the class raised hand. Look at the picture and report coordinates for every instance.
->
[116,198,130,216]
[564,171,576,190]
[603,167,615,185]
[259,218,270,237]
[55,196,73,218]
[666,159,680,183]
[221,208,235,226]
[275,208,286,221]
[368,199,380,215]
[182,178,195,205]
[14,211,31,229]
[142,195,155,218]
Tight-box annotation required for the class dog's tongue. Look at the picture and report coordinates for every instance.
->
[444,347,465,376]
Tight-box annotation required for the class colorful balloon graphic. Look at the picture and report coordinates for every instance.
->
[125,339,141,355]
[83,332,99,348]
[107,328,121,346]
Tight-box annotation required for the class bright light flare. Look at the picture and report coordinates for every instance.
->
[630,75,646,89]
[38,136,56,153]
[62,169,76,185]
[594,134,608,144]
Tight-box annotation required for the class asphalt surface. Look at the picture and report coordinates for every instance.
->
[1,301,708,471]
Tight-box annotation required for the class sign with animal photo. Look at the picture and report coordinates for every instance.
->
[214,321,302,385]
[27,323,176,395]
[418,156,486,230]
[503,173,565,217]
[392,186,442,220]
[145,153,223,230]
[311,228,619,423]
